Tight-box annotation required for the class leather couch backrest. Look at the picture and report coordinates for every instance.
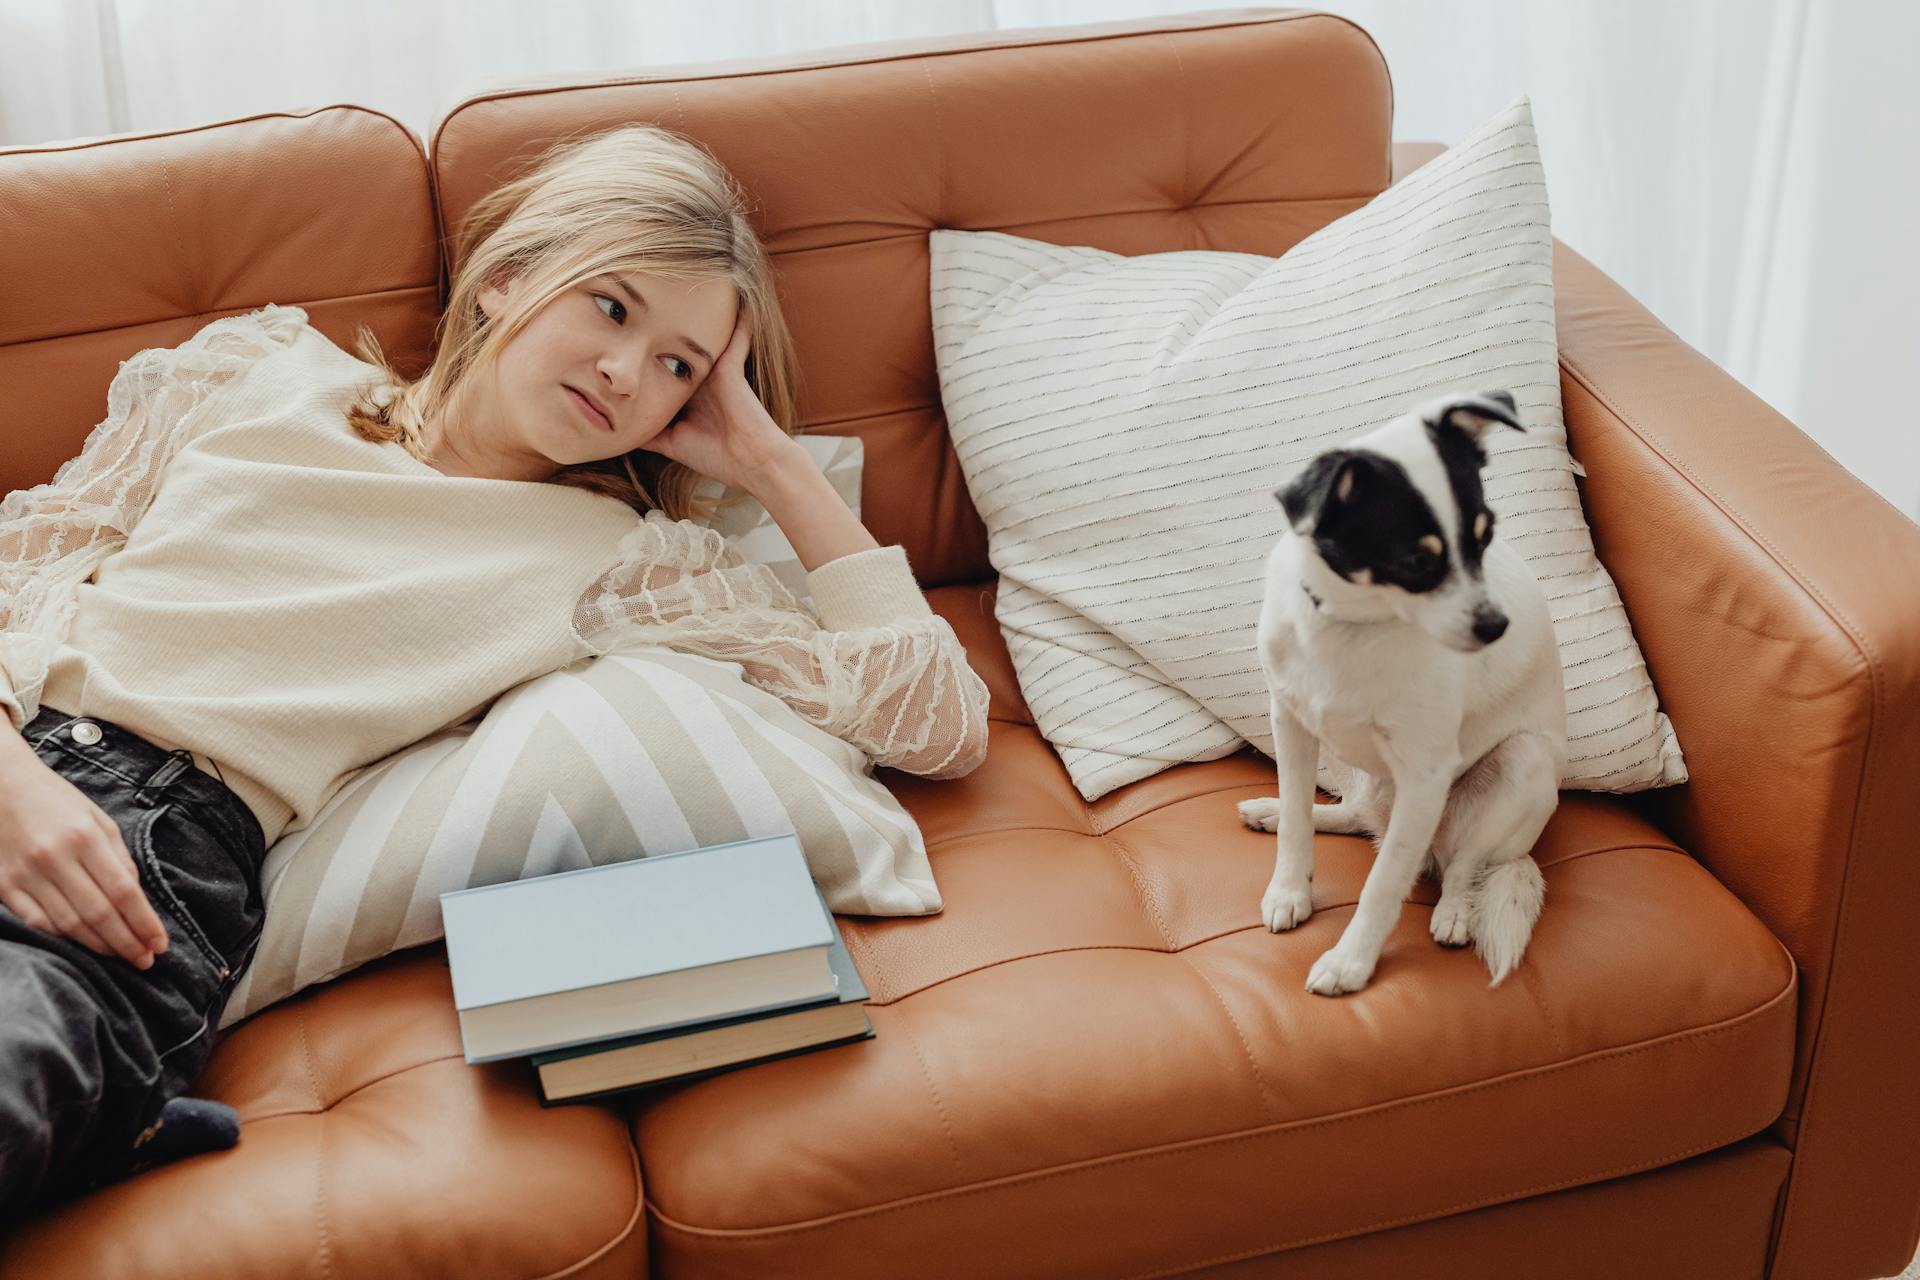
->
[0,107,440,496]
[430,8,1392,586]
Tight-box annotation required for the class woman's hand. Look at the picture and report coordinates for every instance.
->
[0,753,170,969]
[638,313,800,495]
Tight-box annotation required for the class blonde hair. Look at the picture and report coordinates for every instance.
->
[344,123,801,521]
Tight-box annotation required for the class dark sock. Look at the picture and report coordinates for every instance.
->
[120,1096,242,1178]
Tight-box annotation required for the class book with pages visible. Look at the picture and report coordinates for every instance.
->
[531,884,871,1104]
[439,831,839,1065]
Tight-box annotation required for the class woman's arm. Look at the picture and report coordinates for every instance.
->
[583,292,989,777]
[742,440,880,574]
[574,513,989,779]
[0,309,304,968]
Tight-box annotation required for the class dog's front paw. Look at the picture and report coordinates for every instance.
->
[1261,874,1313,932]
[1238,797,1281,833]
[1430,894,1473,947]
[1306,944,1377,996]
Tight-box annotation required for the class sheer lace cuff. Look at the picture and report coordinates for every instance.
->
[805,545,935,631]
[570,511,990,778]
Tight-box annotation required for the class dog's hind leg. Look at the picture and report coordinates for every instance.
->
[1429,734,1559,982]
[1427,751,1507,948]
[1313,765,1386,836]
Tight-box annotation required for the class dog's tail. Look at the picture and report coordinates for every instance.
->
[1472,855,1545,988]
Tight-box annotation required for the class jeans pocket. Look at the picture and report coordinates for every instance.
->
[126,802,256,981]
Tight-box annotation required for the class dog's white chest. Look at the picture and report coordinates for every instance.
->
[1263,647,1397,777]
[1289,690,1393,776]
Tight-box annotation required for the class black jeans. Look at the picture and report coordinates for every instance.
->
[0,707,265,1219]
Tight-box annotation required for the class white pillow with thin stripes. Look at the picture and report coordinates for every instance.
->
[217,432,928,1028]
[928,96,1685,802]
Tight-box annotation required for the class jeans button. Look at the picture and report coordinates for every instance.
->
[69,721,103,746]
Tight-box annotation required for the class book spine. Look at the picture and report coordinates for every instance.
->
[535,1029,877,1108]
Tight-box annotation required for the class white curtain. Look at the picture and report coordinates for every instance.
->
[4,0,1914,518]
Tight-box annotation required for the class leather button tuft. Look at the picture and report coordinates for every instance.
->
[69,721,103,746]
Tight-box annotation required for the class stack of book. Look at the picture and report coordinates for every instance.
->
[439,831,872,1105]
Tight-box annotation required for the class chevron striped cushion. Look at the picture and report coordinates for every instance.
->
[928,96,1685,801]
[217,435,921,1029]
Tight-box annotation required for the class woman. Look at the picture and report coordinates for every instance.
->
[0,123,988,1214]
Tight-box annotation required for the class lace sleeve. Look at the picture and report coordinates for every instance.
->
[0,304,307,730]
[572,510,991,779]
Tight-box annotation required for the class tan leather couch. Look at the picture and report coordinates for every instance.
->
[4,9,1918,1278]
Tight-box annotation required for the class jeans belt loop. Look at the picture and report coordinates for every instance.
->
[133,748,194,806]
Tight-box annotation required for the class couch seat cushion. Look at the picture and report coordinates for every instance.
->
[0,951,647,1280]
[629,581,1797,1280]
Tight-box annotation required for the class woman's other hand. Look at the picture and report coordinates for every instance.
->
[0,738,170,969]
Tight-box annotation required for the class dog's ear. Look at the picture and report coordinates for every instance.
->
[1275,450,1368,534]
[1425,390,1525,442]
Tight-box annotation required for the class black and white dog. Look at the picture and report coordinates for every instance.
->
[1238,390,1567,996]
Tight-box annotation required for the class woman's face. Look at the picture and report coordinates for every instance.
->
[467,267,740,477]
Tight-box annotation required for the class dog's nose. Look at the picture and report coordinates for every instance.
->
[1472,610,1509,645]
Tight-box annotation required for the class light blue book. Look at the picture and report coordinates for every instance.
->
[440,831,837,1065]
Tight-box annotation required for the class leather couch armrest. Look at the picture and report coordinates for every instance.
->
[1554,237,1920,1280]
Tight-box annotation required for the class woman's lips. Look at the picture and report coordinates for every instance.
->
[566,386,613,431]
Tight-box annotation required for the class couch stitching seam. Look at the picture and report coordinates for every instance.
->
[899,1013,969,1184]
[7,283,437,350]
[1173,951,1282,1125]
[1163,34,1192,211]
[871,840,1697,1013]
[753,195,1375,264]
[532,1137,648,1280]
[296,1007,339,1280]
[1101,829,1175,947]
[226,1053,470,1123]
[641,976,1792,1240]
[153,153,198,308]
[919,61,945,220]
[1090,778,1275,833]
[1516,944,1569,1061]
[926,766,1685,851]
[1115,1125,1771,1280]
[431,13,1326,111]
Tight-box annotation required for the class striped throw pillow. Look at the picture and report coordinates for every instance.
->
[928,96,1685,801]
[217,434,927,1029]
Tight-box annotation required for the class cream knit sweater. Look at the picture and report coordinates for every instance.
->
[0,306,989,845]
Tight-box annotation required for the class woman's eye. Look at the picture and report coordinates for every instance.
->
[593,293,625,323]
[664,356,693,381]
